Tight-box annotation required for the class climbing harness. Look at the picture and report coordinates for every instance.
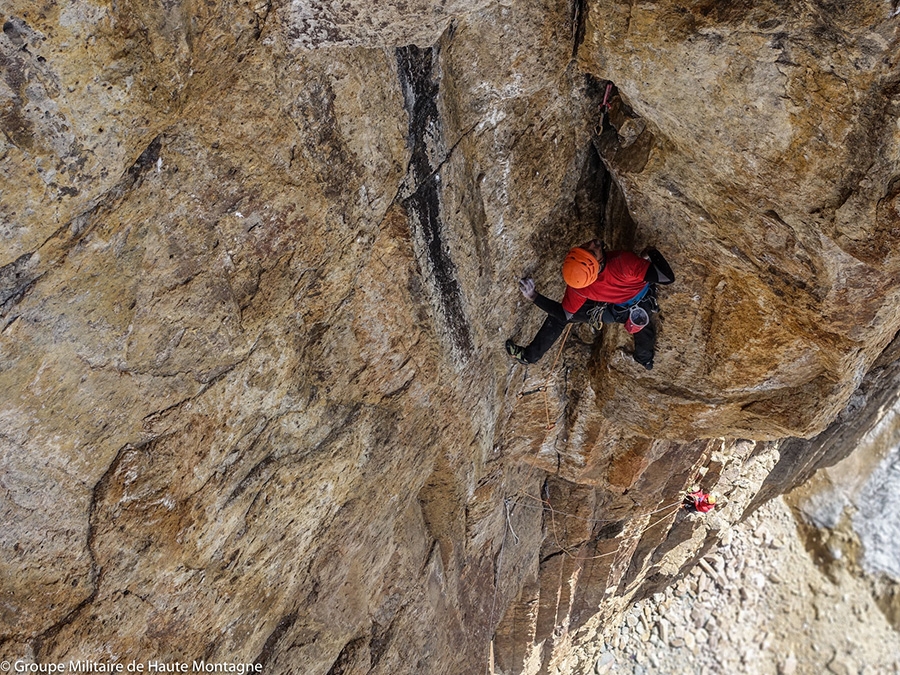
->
[620,283,650,308]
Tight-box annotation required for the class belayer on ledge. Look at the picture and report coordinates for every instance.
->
[505,239,674,370]
[683,487,717,513]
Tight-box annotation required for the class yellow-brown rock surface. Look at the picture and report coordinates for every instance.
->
[1,1,899,673]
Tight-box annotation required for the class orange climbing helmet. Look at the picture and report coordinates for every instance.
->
[562,247,600,288]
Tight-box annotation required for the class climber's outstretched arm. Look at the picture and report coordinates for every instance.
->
[519,277,571,321]
[534,293,570,322]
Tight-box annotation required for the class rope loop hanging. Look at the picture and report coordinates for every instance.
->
[541,323,572,430]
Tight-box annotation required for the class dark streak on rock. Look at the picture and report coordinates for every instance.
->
[539,549,568,565]
[253,611,298,670]
[824,73,900,230]
[326,636,368,675]
[396,45,474,358]
[593,519,625,540]
[369,618,395,669]
[251,0,272,40]
[126,135,162,184]
[29,577,99,652]
[227,452,277,505]
[0,251,41,316]
[291,79,353,200]
[0,19,37,150]
[227,402,362,506]
[2,19,26,45]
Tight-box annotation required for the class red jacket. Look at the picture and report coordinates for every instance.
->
[686,490,716,513]
[561,251,650,314]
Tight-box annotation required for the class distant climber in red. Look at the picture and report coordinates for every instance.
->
[684,488,717,513]
[505,239,674,370]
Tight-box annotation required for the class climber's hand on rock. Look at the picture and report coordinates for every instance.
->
[519,277,537,301]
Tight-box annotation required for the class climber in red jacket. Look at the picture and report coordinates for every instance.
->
[684,488,717,513]
[505,239,674,370]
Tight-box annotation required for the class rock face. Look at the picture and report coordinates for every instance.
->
[1,1,899,674]
[587,497,900,675]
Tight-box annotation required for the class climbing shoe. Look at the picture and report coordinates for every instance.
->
[505,339,528,365]
[635,357,653,371]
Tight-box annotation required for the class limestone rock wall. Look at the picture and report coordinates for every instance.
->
[580,0,900,438]
[1,1,899,674]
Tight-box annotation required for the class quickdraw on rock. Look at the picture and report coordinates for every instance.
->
[600,82,613,115]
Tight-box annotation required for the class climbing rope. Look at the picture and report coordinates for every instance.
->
[643,502,685,532]
[504,497,520,545]
[541,323,572,430]
[503,489,685,563]
[489,280,708,664]
[486,498,513,675]
[552,539,567,632]
[489,486,678,665]
[484,479,688,670]
[512,490,683,527]
[512,323,572,431]
[542,494,685,562]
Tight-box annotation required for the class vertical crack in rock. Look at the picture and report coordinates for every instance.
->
[571,0,588,58]
[30,442,143,653]
[368,618,395,669]
[590,81,655,178]
[396,45,474,360]
[251,0,272,39]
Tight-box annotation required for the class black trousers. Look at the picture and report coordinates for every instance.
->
[522,299,657,365]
